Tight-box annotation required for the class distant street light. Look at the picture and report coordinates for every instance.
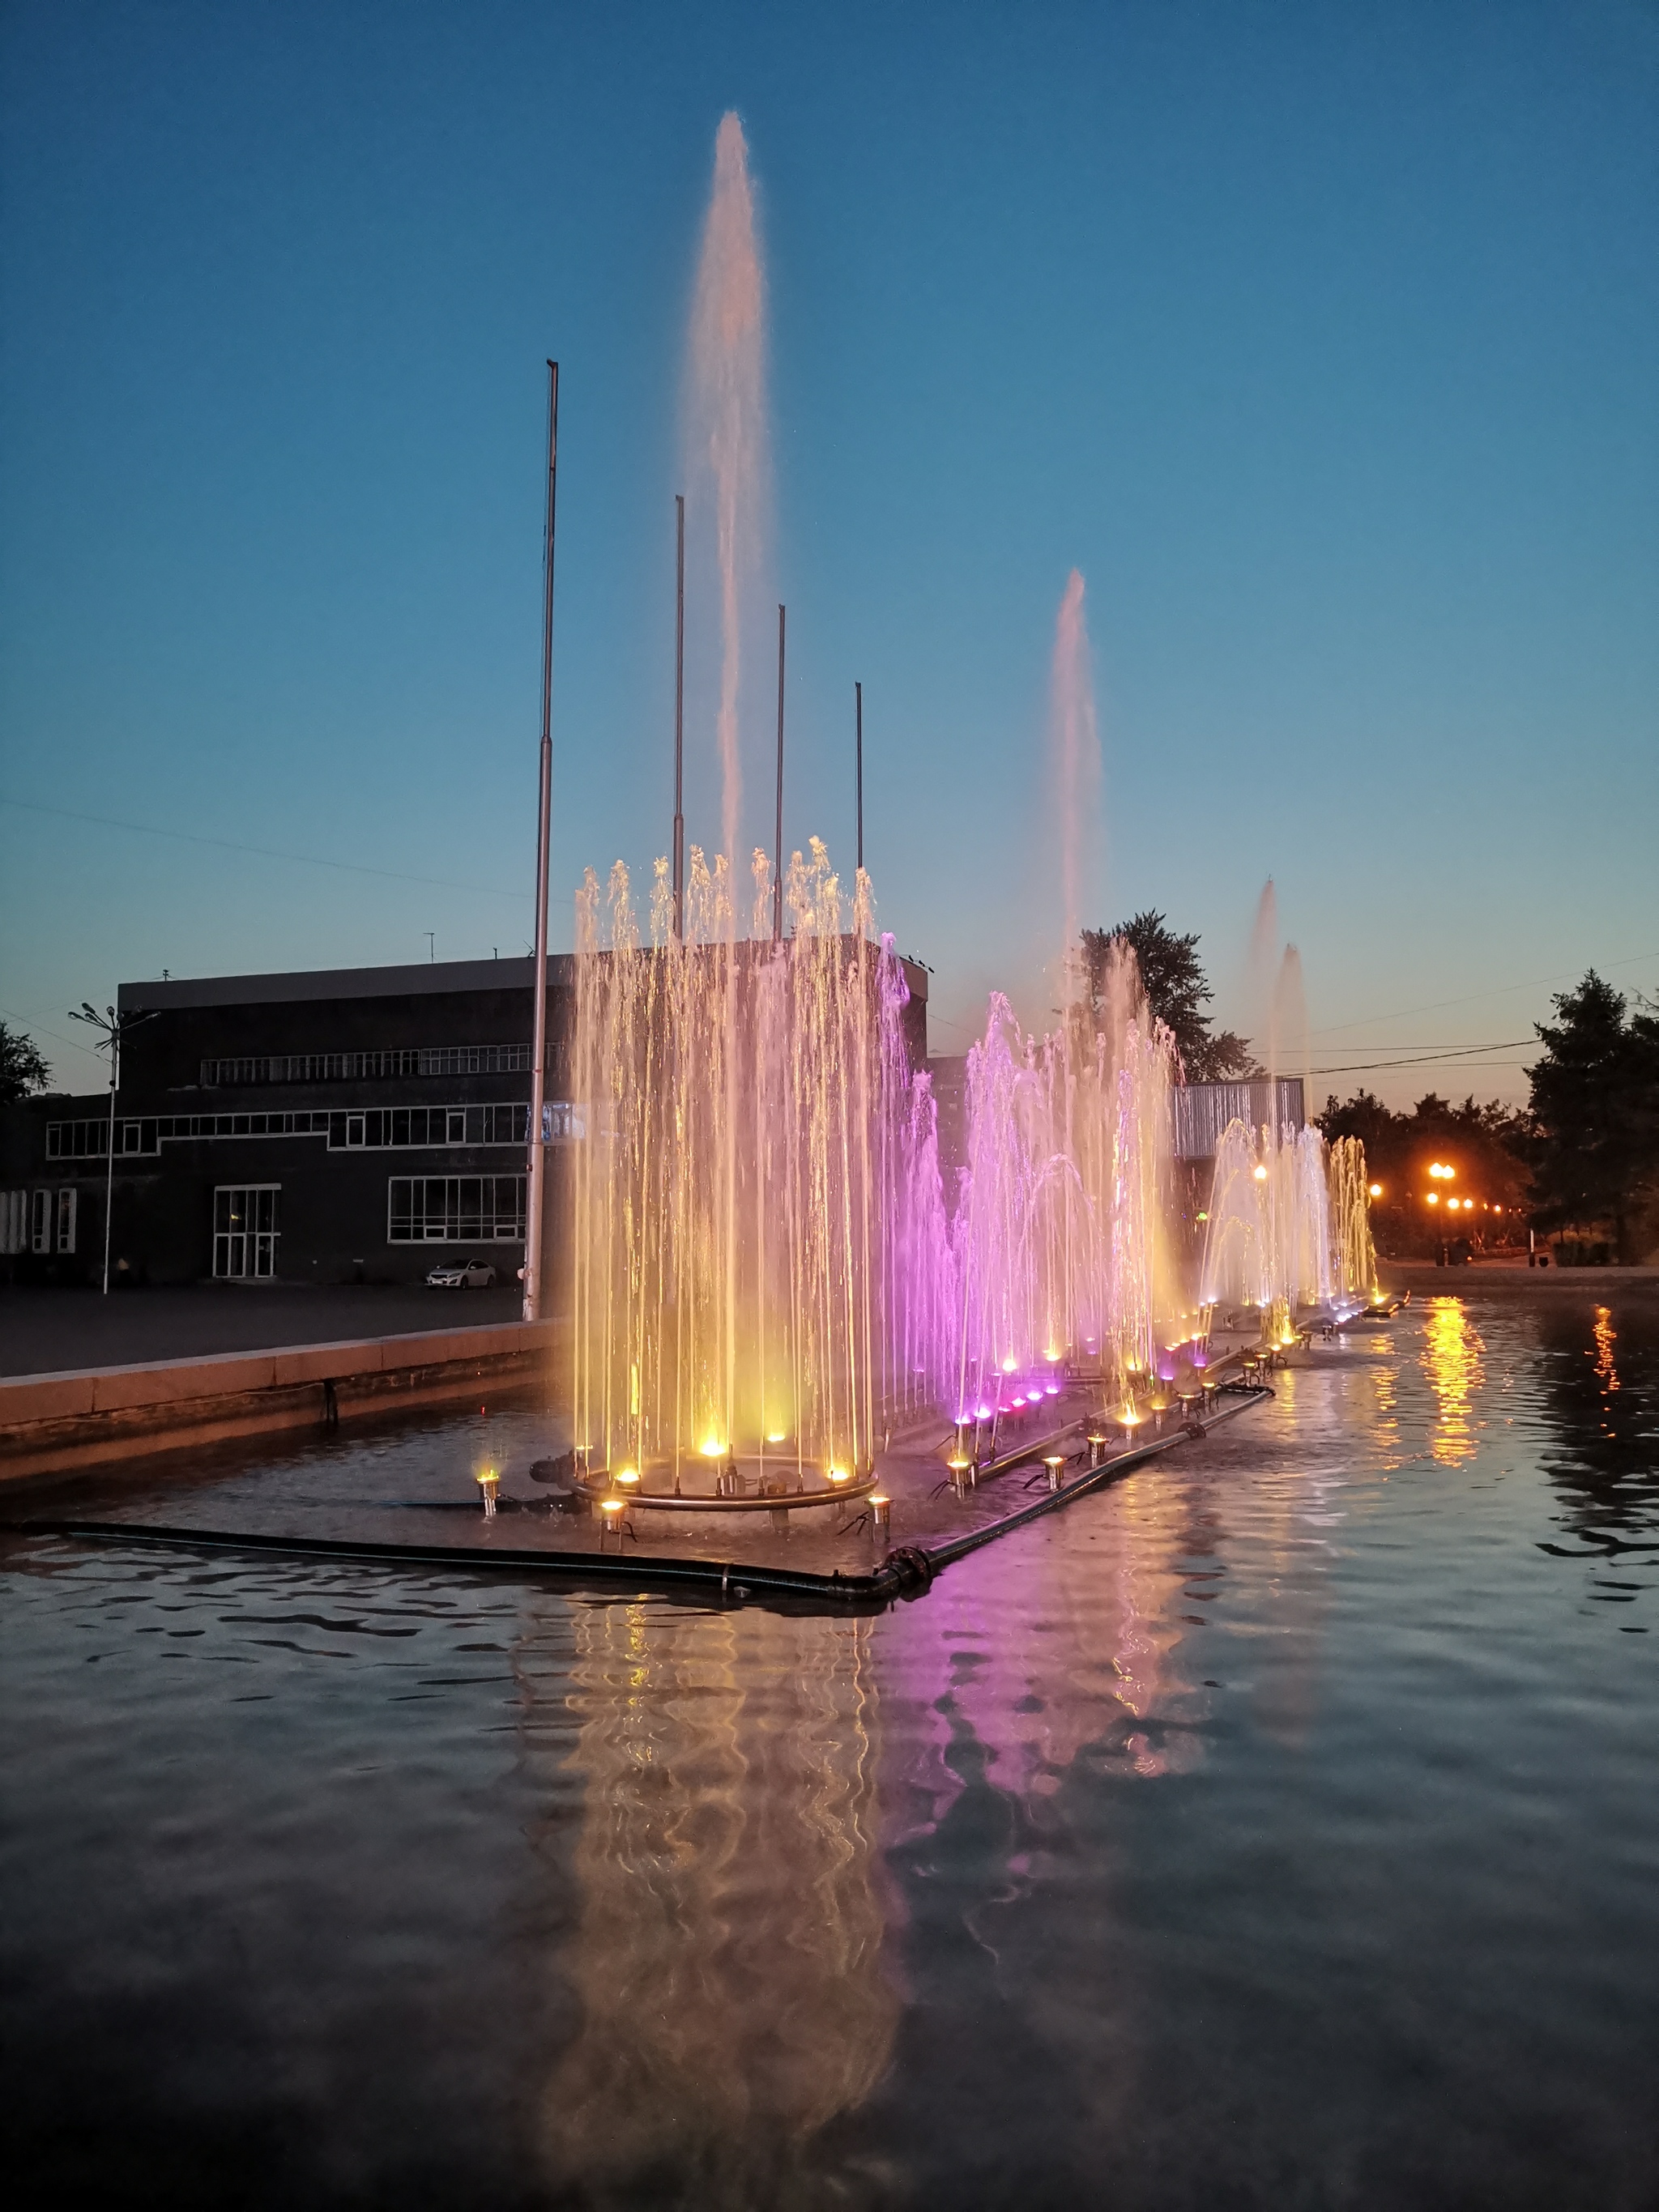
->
[66,1002,157,1296]
[1368,1182,1383,1199]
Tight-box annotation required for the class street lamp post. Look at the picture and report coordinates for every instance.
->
[66,1002,156,1296]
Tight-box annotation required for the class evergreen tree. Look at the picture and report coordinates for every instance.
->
[1526,973,1659,1262]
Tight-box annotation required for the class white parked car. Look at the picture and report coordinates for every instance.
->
[425,1259,497,1289]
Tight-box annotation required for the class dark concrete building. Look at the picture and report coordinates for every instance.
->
[1,948,932,1289]
[0,957,570,1288]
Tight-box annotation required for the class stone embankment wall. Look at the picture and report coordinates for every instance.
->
[0,1320,561,1482]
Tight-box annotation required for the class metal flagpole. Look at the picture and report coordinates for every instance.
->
[103,1019,117,1294]
[524,360,559,1323]
[673,493,685,941]
[772,603,786,942]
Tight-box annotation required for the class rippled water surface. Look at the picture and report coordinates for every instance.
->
[5,1284,1657,2210]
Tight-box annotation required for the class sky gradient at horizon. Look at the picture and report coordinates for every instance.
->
[2,0,1655,1105]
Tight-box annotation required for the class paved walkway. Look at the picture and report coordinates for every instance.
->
[0,1283,527,1378]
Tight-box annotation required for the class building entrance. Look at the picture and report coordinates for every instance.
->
[213,1185,279,1278]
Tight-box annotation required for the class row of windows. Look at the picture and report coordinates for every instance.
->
[339,1105,531,1151]
[199,1044,533,1087]
[48,1112,329,1158]
[0,1188,77,1255]
[388,1176,526,1244]
[209,1178,529,1271]
[3,1178,529,1272]
[47,1103,536,1160]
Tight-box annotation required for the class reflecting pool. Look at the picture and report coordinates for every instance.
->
[5,1282,1657,2209]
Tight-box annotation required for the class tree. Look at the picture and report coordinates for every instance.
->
[0,1020,51,1107]
[1316,1087,1397,1157]
[1078,910,1260,1080]
[1316,1086,1533,1256]
[1526,973,1659,1263]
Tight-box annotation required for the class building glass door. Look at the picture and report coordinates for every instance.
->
[213,1185,279,1278]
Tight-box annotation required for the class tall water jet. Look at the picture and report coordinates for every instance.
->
[1050,569,1099,992]
[688,112,770,872]
[685,112,770,1455]
[1269,943,1310,1096]
[1248,878,1279,988]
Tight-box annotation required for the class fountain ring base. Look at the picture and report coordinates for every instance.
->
[571,1473,881,1515]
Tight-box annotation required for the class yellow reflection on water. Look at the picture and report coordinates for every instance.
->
[1422,1298,1486,1466]
[1593,1306,1620,1394]
[537,1601,896,2196]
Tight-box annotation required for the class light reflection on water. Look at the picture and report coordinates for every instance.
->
[1422,1295,1486,1464]
[1593,1303,1621,1396]
[3,1283,1658,2209]
[538,1603,897,2193]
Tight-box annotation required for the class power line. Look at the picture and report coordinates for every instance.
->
[1309,1038,1533,1074]
[0,1002,95,1059]
[1,796,529,904]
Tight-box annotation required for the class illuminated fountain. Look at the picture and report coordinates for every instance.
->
[562,117,1337,1511]
[943,573,1184,1424]
[949,955,1181,1415]
[1200,1119,1379,1337]
[1328,1134,1382,1315]
[570,841,950,1488]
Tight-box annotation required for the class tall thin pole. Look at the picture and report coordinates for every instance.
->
[855,680,864,876]
[103,1021,117,1297]
[70,1000,153,1294]
[524,360,559,1324]
[772,603,786,942]
[673,494,685,940]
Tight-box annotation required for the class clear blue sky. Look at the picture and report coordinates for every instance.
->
[2,0,1654,1104]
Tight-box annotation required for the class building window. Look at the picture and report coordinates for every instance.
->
[326,1104,531,1150]
[200,1043,534,1086]
[213,1185,280,1278]
[0,1189,78,1257]
[0,1191,28,1255]
[386,1175,525,1245]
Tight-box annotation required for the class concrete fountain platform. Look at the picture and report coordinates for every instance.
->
[11,1352,1285,1613]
